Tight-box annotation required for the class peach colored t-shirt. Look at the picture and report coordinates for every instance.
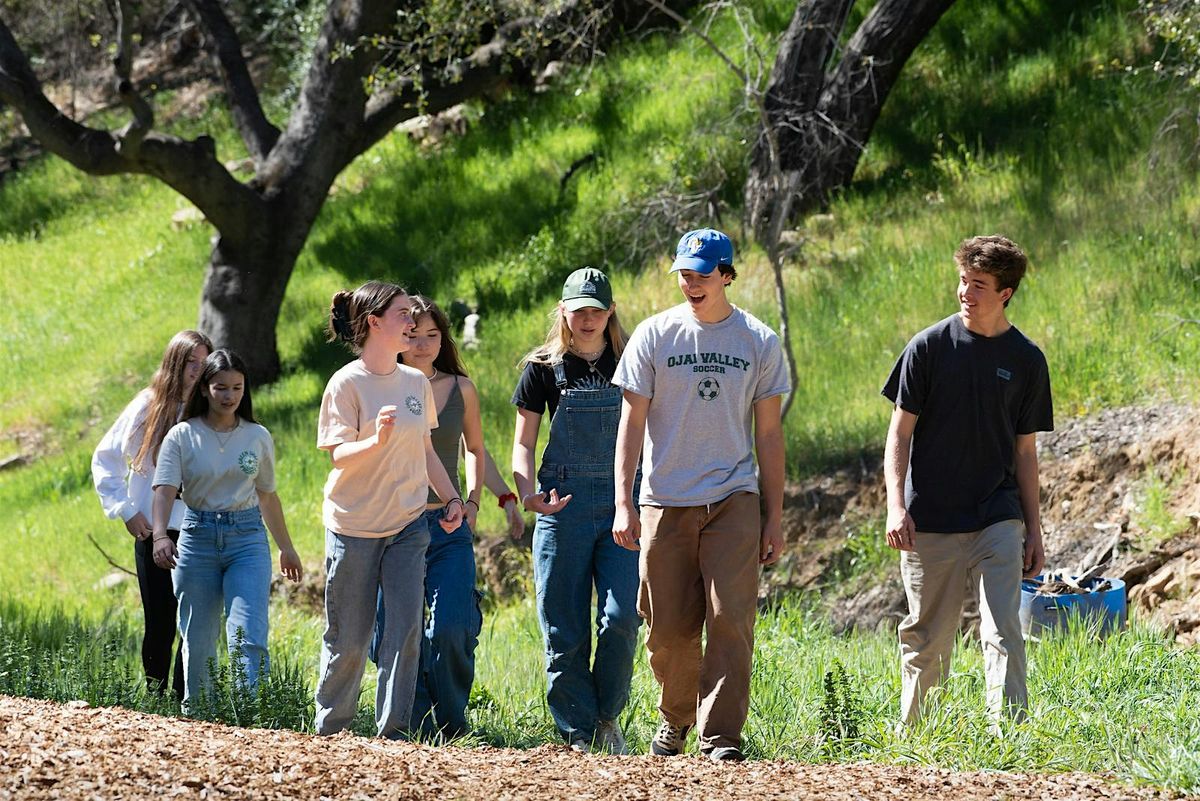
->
[318,360,438,538]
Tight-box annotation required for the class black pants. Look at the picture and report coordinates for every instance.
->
[133,529,185,700]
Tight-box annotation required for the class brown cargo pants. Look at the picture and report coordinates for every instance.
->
[637,491,761,752]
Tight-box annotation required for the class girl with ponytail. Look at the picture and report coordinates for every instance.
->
[313,281,464,740]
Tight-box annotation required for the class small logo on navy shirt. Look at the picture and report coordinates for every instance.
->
[996,368,1012,381]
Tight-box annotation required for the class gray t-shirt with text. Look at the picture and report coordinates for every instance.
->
[612,304,790,506]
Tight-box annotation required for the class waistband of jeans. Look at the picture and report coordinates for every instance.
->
[184,507,262,524]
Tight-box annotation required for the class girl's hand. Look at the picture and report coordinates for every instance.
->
[152,536,177,570]
[124,512,153,541]
[504,498,524,541]
[523,488,572,515]
[374,405,398,446]
[464,500,479,532]
[440,499,464,532]
[280,547,303,582]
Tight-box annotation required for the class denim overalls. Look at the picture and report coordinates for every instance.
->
[532,361,641,743]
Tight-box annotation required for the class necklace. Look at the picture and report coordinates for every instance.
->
[569,339,606,360]
[210,420,239,453]
[425,366,439,381]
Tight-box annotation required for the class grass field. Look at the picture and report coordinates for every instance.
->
[1,0,1199,790]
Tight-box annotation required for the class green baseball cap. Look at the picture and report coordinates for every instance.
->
[561,267,613,311]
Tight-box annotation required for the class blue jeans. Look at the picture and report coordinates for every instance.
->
[370,508,482,736]
[534,469,641,742]
[172,507,272,710]
[314,515,430,738]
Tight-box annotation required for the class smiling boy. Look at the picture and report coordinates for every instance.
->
[882,235,1053,728]
[612,228,789,761]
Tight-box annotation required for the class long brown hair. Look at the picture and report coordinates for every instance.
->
[403,295,469,377]
[133,329,213,473]
[327,280,408,354]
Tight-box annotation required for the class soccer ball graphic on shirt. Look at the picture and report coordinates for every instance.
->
[696,377,720,401]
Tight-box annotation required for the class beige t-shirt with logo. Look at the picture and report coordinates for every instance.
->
[318,360,438,538]
[154,418,276,512]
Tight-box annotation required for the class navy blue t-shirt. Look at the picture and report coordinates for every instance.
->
[881,313,1054,533]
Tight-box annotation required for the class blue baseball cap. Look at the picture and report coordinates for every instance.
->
[669,228,734,275]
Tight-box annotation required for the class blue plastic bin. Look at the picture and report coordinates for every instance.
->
[1019,575,1127,637]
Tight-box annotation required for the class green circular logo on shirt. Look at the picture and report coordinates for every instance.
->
[238,450,259,476]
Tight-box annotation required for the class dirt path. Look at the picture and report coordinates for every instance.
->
[0,696,1176,800]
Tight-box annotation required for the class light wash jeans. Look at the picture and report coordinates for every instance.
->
[314,515,430,738]
[172,507,272,710]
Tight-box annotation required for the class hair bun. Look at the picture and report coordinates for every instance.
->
[331,293,354,342]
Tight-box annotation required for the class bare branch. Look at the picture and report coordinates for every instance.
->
[112,0,154,158]
[643,0,749,86]
[183,0,280,162]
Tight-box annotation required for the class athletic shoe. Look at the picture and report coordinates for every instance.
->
[594,719,628,755]
[650,719,692,756]
[569,734,590,754]
[705,745,745,762]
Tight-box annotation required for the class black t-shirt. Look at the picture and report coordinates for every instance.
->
[881,313,1054,533]
[511,348,618,420]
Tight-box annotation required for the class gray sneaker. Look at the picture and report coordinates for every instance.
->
[650,719,692,756]
[706,745,745,762]
[594,719,627,755]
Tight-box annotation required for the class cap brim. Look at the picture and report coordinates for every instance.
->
[562,297,610,311]
[669,255,719,274]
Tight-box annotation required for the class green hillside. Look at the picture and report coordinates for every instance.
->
[1,0,1199,786]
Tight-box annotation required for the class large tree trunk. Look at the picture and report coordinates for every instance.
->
[745,0,956,238]
[197,227,303,383]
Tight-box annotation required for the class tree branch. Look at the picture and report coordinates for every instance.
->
[183,0,280,162]
[111,0,155,158]
[0,16,262,238]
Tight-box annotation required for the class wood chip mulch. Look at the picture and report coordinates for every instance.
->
[0,696,1179,800]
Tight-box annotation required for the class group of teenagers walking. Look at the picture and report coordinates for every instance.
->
[93,227,1052,759]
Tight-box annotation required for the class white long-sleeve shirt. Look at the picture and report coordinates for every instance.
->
[91,389,187,530]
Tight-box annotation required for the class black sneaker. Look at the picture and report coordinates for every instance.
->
[650,719,692,756]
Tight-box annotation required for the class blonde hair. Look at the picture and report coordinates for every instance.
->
[519,303,628,367]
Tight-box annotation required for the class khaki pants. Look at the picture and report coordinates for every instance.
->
[638,492,760,751]
[898,519,1027,726]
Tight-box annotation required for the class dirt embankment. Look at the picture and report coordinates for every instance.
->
[759,403,1200,637]
[0,696,1179,801]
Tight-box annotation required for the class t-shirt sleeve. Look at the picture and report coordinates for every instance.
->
[882,336,927,415]
[1017,350,1054,434]
[611,323,655,399]
[255,428,277,493]
[753,332,791,402]
[511,362,548,414]
[153,425,184,490]
[318,375,360,448]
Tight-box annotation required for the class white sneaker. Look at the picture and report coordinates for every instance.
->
[594,719,628,755]
[569,734,590,754]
